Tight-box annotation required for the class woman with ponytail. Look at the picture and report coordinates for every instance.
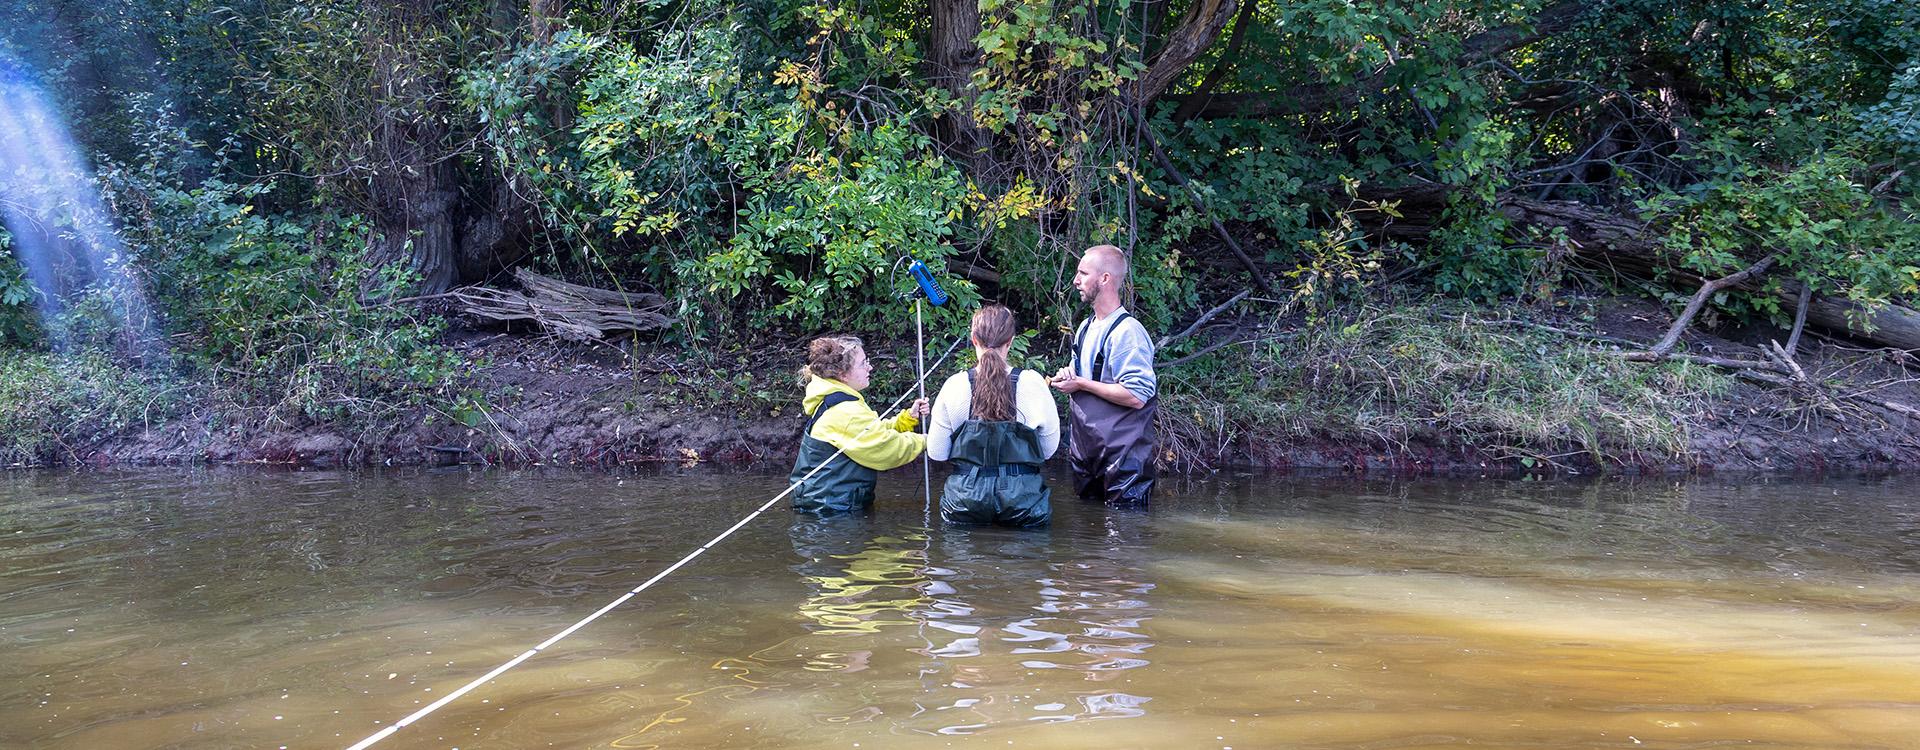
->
[926,305,1060,526]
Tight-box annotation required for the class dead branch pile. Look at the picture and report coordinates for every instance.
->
[452,269,674,341]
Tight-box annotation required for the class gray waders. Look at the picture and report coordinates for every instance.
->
[789,392,876,514]
[941,368,1051,527]
[1067,312,1158,505]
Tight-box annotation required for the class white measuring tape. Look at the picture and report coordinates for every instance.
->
[344,332,965,750]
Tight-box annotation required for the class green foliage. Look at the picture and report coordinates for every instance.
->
[1862,62,1920,162]
[463,30,608,229]
[96,126,467,426]
[1423,200,1532,301]
[238,0,490,201]
[0,232,40,346]
[0,0,266,166]
[1646,148,1920,325]
[470,19,980,336]
[716,120,976,329]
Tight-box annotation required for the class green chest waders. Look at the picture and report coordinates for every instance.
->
[1067,313,1158,505]
[789,392,879,514]
[940,368,1051,527]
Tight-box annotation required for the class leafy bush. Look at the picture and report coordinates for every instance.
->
[468,24,980,336]
[1862,62,1920,163]
[1645,148,1920,326]
[0,231,40,346]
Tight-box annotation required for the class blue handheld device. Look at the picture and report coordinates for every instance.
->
[907,259,949,307]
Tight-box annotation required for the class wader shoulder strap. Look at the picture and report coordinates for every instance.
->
[802,392,861,437]
[1072,319,1092,378]
[1008,367,1024,416]
[1089,311,1132,383]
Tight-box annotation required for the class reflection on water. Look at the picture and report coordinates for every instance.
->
[788,519,929,639]
[4,469,1920,749]
[911,523,1157,734]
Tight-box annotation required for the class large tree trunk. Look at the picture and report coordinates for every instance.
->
[361,0,538,295]
[927,0,988,175]
[364,0,461,294]
[369,158,462,294]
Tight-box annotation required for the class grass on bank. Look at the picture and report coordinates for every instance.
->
[1157,302,1734,470]
[0,350,179,465]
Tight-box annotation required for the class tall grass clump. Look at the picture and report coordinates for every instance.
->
[1159,302,1733,469]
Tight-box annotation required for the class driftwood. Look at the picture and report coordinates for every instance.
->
[452,268,674,341]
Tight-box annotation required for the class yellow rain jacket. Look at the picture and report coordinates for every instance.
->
[790,377,926,514]
[799,377,925,470]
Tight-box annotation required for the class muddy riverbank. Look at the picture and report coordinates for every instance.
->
[44,295,1917,475]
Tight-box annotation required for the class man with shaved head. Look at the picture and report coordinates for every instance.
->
[1050,244,1158,504]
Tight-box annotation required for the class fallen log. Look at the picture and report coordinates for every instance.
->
[452,269,674,341]
[1366,189,1920,352]
[1499,198,1920,353]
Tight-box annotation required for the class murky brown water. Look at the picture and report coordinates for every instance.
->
[4,468,1920,749]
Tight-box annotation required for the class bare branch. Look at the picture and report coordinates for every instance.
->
[1624,254,1778,361]
[1134,109,1277,296]
[1161,290,1251,348]
[1785,281,1813,358]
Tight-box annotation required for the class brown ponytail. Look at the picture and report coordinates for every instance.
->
[969,305,1017,421]
[798,335,863,385]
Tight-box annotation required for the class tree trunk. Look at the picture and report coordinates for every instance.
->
[1137,0,1238,103]
[363,0,461,294]
[361,0,539,295]
[529,0,563,44]
[927,0,988,175]
[369,158,462,295]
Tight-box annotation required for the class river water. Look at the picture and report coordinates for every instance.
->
[3,468,1918,749]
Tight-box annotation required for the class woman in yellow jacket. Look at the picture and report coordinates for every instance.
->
[789,335,930,514]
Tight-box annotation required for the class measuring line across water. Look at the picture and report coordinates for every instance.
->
[343,332,965,750]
